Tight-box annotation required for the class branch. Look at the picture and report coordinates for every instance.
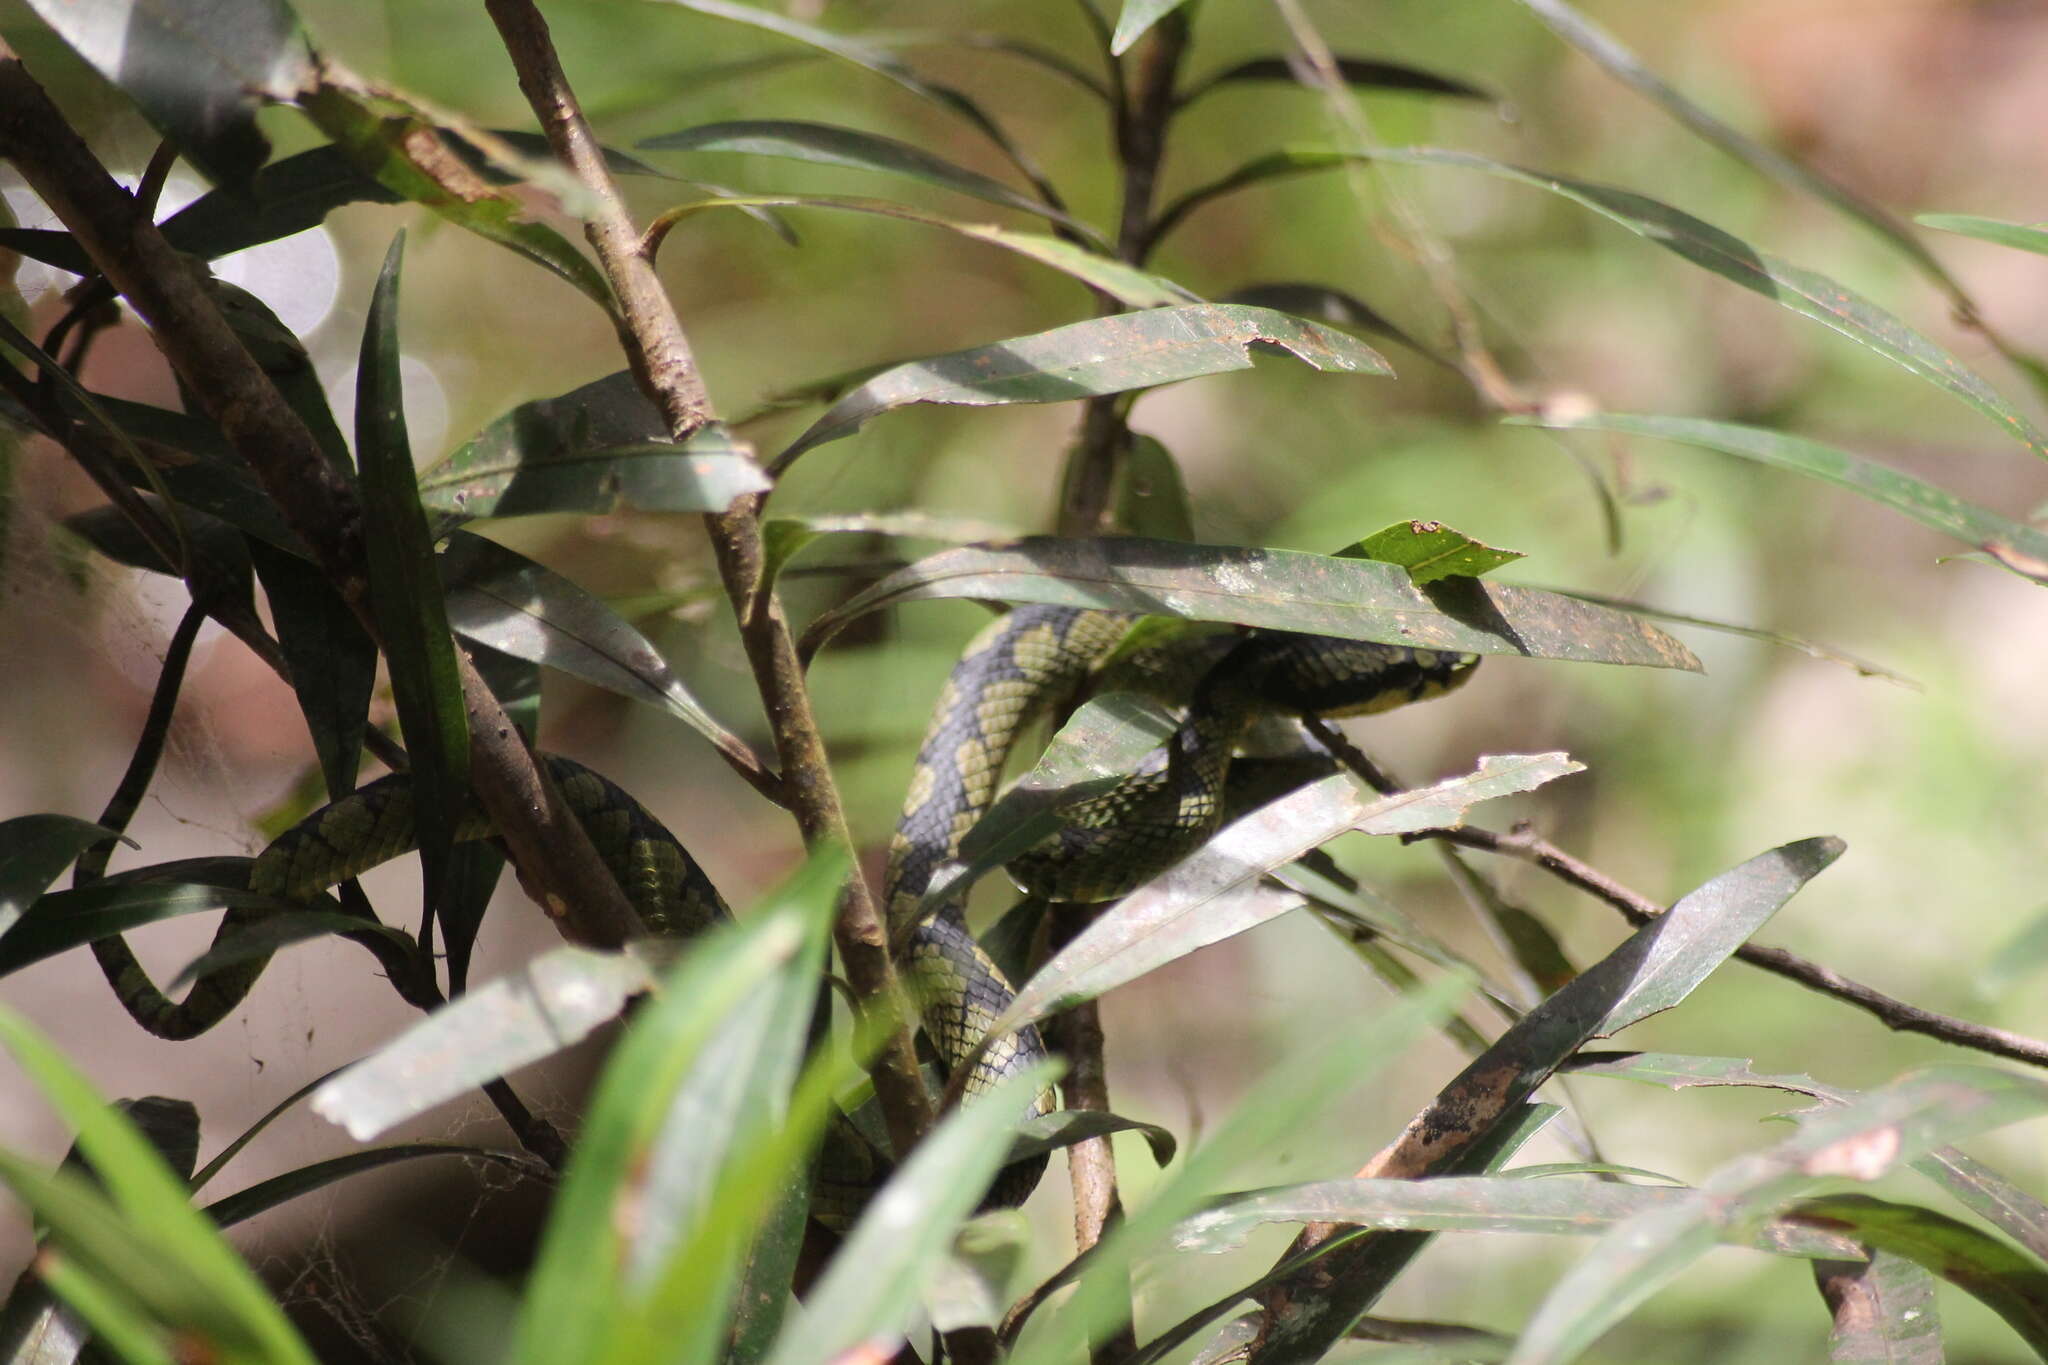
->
[480,0,935,1159]
[0,40,642,951]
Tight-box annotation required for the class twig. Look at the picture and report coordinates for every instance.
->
[0,41,644,953]
[480,0,935,1161]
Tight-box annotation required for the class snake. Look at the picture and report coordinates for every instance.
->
[86,603,1478,1203]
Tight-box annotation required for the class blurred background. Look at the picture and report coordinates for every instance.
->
[3,0,2047,1359]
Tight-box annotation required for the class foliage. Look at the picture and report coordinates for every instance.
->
[1,1,2046,1363]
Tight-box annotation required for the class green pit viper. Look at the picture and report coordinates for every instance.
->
[88,604,1477,1202]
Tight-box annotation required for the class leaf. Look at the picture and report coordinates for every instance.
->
[1343,520,1525,584]
[311,945,659,1142]
[300,88,614,312]
[355,233,469,916]
[0,1007,315,1363]
[439,532,759,774]
[763,1061,1060,1365]
[1812,1250,1942,1365]
[19,0,314,187]
[1007,1110,1177,1169]
[201,1145,545,1231]
[1112,434,1195,541]
[0,815,124,937]
[250,543,376,798]
[1510,0,1967,306]
[1542,587,1916,686]
[1513,1067,2048,1365]
[165,910,413,991]
[1170,1177,1858,1259]
[159,144,403,259]
[1110,0,1193,56]
[1519,412,2048,582]
[1916,213,2048,257]
[1913,1147,2048,1267]
[1177,55,1496,108]
[1980,905,2048,996]
[777,305,1386,470]
[0,879,314,980]
[801,536,1700,672]
[760,511,1024,586]
[1221,283,1440,362]
[995,758,1580,1032]
[1561,1051,1839,1102]
[422,371,767,522]
[639,120,1088,236]
[656,194,1187,313]
[925,1211,1031,1334]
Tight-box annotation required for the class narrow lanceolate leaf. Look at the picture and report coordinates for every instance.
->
[356,235,468,916]
[19,0,314,187]
[1812,1249,1943,1365]
[1917,214,2048,258]
[312,946,660,1142]
[763,1062,1060,1365]
[1176,55,1496,109]
[1513,1068,2048,1365]
[1171,1177,1858,1260]
[1008,1110,1177,1169]
[203,1145,547,1230]
[1221,283,1437,360]
[1248,839,1844,1364]
[778,305,1381,470]
[1544,587,1915,686]
[1521,412,2048,582]
[439,532,761,774]
[165,911,413,991]
[0,815,123,936]
[1511,0,1965,304]
[1343,520,1525,584]
[1914,1147,2048,1267]
[1112,434,1196,541]
[657,195,1184,312]
[801,536,1700,673]
[0,879,311,980]
[251,545,377,798]
[1110,0,1193,55]
[997,758,1582,1032]
[0,1008,315,1364]
[639,120,1087,235]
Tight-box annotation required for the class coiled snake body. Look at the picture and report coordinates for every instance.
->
[92,604,1476,1199]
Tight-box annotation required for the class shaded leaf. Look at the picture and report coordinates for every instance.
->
[777,305,1385,470]
[312,946,660,1142]
[1521,412,2048,582]
[1178,55,1496,108]
[640,120,1087,235]
[165,911,412,991]
[0,816,124,936]
[1221,282,1439,362]
[926,1211,1031,1334]
[422,372,766,523]
[1008,1110,1177,1169]
[191,1068,347,1194]
[1110,0,1193,56]
[1112,434,1195,541]
[1343,520,1525,584]
[997,758,1582,1031]
[0,880,315,980]
[1543,586,1916,686]
[1916,214,2048,258]
[1914,1147,2048,1268]
[761,511,1023,586]
[439,531,760,773]
[160,144,401,258]
[437,832,507,1000]
[1812,1250,1943,1365]
[251,544,376,798]
[19,0,313,187]
[355,234,468,916]
[1561,1050,1839,1101]
[801,536,1700,672]
[203,1144,546,1230]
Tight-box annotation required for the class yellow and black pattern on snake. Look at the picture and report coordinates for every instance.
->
[95,755,730,1041]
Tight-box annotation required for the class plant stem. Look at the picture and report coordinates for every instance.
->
[480,0,935,1160]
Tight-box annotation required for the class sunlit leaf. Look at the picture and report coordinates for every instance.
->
[778,305,1382,470]
[1812,1249,1942,1365]
[1221,282,1439,362]
[1917,213,2048,257]
[1343,520,1525,584]
[1110,0,1193,56]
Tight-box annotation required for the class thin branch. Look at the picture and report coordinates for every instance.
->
[0,40,643,953]
[480,0,935,1160]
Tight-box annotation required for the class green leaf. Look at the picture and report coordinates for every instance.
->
[1177,55,1496,108]
[656,194,1189,313]
[0,1006,315,1363]
[760,511,1024,586]
[777,304,1384,470]
[250,543,376,798]
[1541,587,1916,686]
[165,910,413,992]
[0,879,314,980]
[1812,1249,1942,1365]
[312,945,659,1143]
[1170,1177,1857,1259]
[995,758,1583,1032]
[439,531,761,774]
[1343,520,1525,584]
[18,0,314,188]
[191,1068,347,1194]
[763,1061,1060,1365]
[1112,434,1195,541]
[1511,0,1967,306]
[925,1211,1032,1334]
[422,372,768,523]
[1914,1147,2048,1267]
[639,120,1090,238]
[161,144,403,258]
[1514,1067,2048,1365]
[1220,283,1441,363]
[1917,213,2048,257]
[355,233,469,916]
[1110,0,1192,56]
[800,536,1700,671]
[202,1144,546,1230]
[1008,1110,1177,1169]
[301,89,615,312]
[1518,412,2048,582]
[0,815,124,936]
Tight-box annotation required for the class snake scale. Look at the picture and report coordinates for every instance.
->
[89,603,1476,1202]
